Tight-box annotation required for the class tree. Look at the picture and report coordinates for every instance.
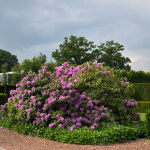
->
[31,53,47,73]
[45,61,56,73]
[1,63,9,93]
[38,53,47,64]
[52,35,96,65]
[21,59,32,76]
[11,64,22,86]
[21,53,47,76]
[95,41,131,70]
[0,49,18,72]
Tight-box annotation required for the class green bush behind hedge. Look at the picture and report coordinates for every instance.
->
[0,93,7,105]
[0,118,146,145]
[133,83,150,101]
[115,70,150,83]
[137,101,150,113]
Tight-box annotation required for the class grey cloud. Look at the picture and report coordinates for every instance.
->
[0,0,150,70]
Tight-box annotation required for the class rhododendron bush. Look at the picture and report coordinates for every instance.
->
[0,62,140,130]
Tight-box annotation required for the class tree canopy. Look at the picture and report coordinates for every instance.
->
[0,49,18,72]
[21,53,47,75]
[96,41,131,70]
[11,53,57,85]
[52,36,96,65]
[52,36,131,70]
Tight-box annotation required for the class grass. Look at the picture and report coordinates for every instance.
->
[140,113,146,122]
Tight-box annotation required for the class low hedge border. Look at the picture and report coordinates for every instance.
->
[0,118,146,145]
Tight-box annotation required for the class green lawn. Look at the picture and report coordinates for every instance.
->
[140,113,146,121]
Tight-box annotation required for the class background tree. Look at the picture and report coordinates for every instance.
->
[21,53,47,76]
[95,41,131,70]
[1,63,9,93]
[31,53,47,73]
[38,53,47,64]
[52,35,96,65]
[45,61,56,73]
[21,59,32,76]
[0,49,18,72]
[11,64,22,86]
[11,53,48,85]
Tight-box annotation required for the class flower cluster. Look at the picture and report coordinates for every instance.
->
[0,62,140,130]
[124,99,138,106]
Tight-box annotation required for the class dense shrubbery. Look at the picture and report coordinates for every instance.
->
[0,118,146,144]
[115,70,150,83]
[137,101,150,113]
[0,62,140,130]
[0,93,7,105]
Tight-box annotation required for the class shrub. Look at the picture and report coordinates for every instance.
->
[0,93,7,105]
[145,109,150,138]
[0,62,140,130]
[115,70,150,83]
[133,83,150,101]
[137,101,150,113]
[0,118,146,145]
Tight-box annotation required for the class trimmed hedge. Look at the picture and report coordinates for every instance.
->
[145,109,150,138]
[133,83,150,101]
[115,70,150,83]
[137,101,150,113]
[0,118,146,145]
[0,93,7,105]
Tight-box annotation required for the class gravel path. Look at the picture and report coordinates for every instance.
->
[0,127,150,150]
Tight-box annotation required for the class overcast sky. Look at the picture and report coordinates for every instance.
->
[0,0,150,71]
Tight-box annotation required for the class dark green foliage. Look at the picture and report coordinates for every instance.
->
[95,41,131,70]
[137,101,150,113]
[52,35,96,65]
[115,70,150,83]
[11,54,56,85]
[0,118,146,145]
[0,93,7,105]
[44,61,56,73]
[52,36,131,71]
[0,85,16,96]
[21,53,47,75]
[0,49,18,72]
[133,83,150,101]
[145,109,150,138]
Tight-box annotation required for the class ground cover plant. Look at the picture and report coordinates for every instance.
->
[0,118,146,145]
[0,62,145,144]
